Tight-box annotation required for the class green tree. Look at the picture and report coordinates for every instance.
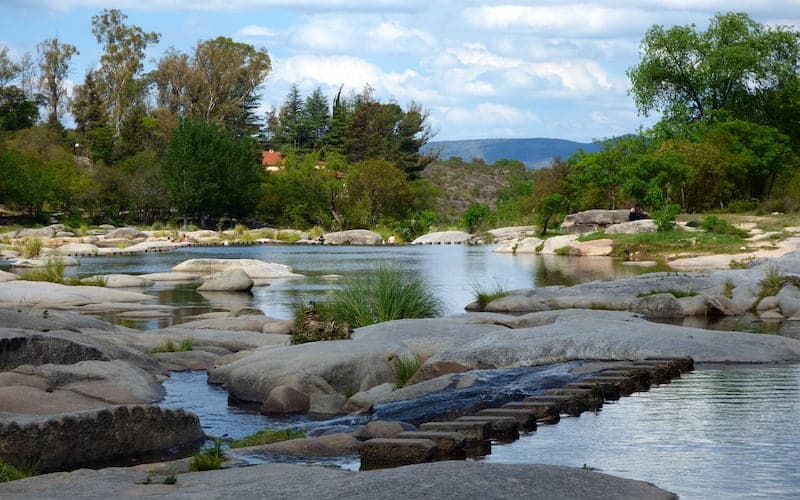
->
[162,118,263,224]
[628,12,800,125]
[302,87,330,150]
[0,46,21,90]
[91,8,160,135]
[37,37,79,125]
[537,193,569,236]
[343,158,410,227]
[0,86,39,131]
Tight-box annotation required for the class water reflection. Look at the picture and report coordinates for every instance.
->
[56,245,666,324]
[484,365,800,499]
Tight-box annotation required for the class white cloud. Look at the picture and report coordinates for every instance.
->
[367,21,434,47]
[271,54,440,104]
[440,102,538,126]
[24,0,416,12]
[288,17,358,52]
[234,25,276,38]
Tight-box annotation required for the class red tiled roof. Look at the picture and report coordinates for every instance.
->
[262,150,283,166]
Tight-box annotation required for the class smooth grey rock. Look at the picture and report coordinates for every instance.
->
[178,315,271,333]
[11,256,79,268]
[493,236,543,254]
[354,421,414,440]
[488,226,538,242]
[412,231,471,244]
[261,385,310,414]
[323,229,384,245]
[708,295,745,316]
[632,293,683,318]
[105,227,146,239]
[777,285,800,317]
[173,258,302,281]
[137,271,201,283]
[343,383,395,414]
[0,270,18,282]
[263,319,294,334]
[569,239,614,256]
[0,281,152,309]
[229,433,360,459]
[55,243,98,255]
[560,209,631,233]
[484,294,550,313]
[0,462,678,499]
[540,234,579,254]
[605,219,658,234]
[678,295,708,316]
[85,274,154,288]
[756,296,780,312]
[198,269,254,292]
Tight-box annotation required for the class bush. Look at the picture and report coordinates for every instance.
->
[651,204,681,231]
[701,216,750,238]
[463,204,490,233]
[189,439,226,471]
[327,265,444,328]
[230,428,305,449]
[291,301,351,344]
[758,266,785,299]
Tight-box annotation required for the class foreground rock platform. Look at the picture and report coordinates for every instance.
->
[0,461,676,499]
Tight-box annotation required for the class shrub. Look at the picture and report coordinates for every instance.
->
[189,439,226,471]
[19,258,65,283]
[463,204,490,233]
[723,278,735,299]
[701,216,750,238]
[230,428,306,449]
[327,265,444,328]
[651,204,681,232]
[291,300,351,344]
[21,237,42,258]
[394,356,421,388]
[471,280,509,308]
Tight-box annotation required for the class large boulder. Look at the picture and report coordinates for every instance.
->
[0,281,153,310]
[54,243,98,255]
[412,231,471,245]
[569,239,614,256]
[605,219,658,234]
[105,227,147,240]
[632,293,684,318]
[10,256,80,268]
[322,229,384,245]
[493,237,543,254]
[85,274,154,288]
[261,385,310,414]
[560,209,631,233]
[172,259,302,282]
[540,234,579,255]
[210,340,413,404]
[197,269,254,292]
[0,405,204,472]
[487,226,538,243]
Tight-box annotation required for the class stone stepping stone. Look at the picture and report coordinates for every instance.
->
[360,438,437,471]
[501,401,561,423]
[457,415,521,439]
[397,431,466,456]
[472,409,535,431]
[419,421,491,446]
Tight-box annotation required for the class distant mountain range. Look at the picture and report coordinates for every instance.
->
[421,137,604,169]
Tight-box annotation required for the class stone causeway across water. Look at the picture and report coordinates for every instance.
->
[360,357,694,470]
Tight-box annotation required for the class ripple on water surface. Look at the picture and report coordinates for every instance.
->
[484,365,800,500]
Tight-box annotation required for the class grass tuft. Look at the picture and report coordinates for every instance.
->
[326,265,444,328]
[150,338,193,354]
[394,355,421,388]
[701,216,750,238]
[189,439,226,471]
[471,279,509,308]
[229,428,306,449]
[0,459,36,482]
[21,237,42,258]
[758,266,785,299]
[723,278,735,299]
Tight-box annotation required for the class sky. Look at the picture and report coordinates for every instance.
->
[0,1,798,142]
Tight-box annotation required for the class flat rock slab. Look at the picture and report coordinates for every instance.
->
[0,281,152,309]
[0,461,678,499]
[397,431,466,455]
[419,421,491,444]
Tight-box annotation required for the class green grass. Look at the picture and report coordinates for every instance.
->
[326,265,444,328]
[291,300,351,344]
[150,338,193,354]
[189,439,226,471]
[18,259,106,287]
[394,356,422,388]
[637,289,698,299]
[471,280,510,308]
[229,428,306,449]
[581,230,748,258]
[21,237,42,258]
[701,216,750,238]
[758,266,785,299]
[723,278,735,298]
[0,459,36,482]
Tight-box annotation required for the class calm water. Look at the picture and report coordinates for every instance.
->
[65,244,656,322]
[485,364,800,500]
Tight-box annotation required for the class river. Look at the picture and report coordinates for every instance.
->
[43,244,800,498]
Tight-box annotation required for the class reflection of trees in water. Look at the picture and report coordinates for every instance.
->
[535,261,579,287]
